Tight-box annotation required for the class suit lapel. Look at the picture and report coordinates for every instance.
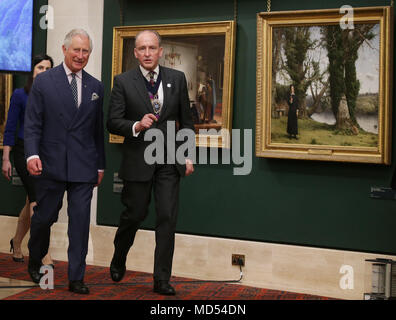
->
[132,68,154,114]
[71,70,91,122]
[51,64,77,128]
[159,66,171,120]
[80,71,91,109]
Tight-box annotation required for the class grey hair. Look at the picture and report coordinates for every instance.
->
[64,29,93,52]
[134,30,162,47]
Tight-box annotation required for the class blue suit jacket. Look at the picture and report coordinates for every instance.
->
[2,88,28,146]
[24,64,106,183]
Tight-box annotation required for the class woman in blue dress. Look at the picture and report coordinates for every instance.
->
[2,54,54,264]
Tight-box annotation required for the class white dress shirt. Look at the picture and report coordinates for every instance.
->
[63,62,82,107]
[132,65,163,137]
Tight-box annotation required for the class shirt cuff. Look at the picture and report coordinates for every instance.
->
[26,155,40,163]
[132,122,140,137]
[98,170,104,172]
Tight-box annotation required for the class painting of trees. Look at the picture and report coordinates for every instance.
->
[271,22,380,145]
[282,26,320,118]
[322,24,376,133]
[256,7,393,164]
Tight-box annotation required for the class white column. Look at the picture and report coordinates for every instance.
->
[46,0,104,225]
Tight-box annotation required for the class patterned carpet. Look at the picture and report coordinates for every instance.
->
[0,253,334,300]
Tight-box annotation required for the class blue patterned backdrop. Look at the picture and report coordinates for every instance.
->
[0,0,33,72]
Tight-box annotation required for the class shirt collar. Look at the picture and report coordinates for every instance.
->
[63,62,83,80]
[139,65,160,78]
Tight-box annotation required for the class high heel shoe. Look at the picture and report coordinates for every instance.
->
[10,239,24,263]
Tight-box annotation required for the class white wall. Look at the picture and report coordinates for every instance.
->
[46,0,104,225]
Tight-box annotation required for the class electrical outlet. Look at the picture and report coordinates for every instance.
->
[232,254,245,266]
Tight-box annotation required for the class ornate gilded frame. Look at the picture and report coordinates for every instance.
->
[0,74,12,149]
[110,21,236,148]
[256,6,394,164]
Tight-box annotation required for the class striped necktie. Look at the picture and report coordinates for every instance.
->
[148,71,155,87]
[70,73,78,107]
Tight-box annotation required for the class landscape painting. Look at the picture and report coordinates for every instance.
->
[256,7,393,164]
[271,24,380,147]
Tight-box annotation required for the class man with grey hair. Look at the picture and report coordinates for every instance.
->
[24,28,105,294]
[64,29,93,53]
[134,29,161,47]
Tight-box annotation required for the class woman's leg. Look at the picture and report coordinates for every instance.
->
[11,197,31,259]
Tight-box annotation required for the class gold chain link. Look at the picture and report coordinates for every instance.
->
[267,0,271,12]
[234,0,238,21]
[119,0,124,25]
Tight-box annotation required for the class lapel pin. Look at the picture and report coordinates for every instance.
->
[167,83,172,88]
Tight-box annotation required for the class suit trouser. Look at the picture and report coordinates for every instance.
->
[28,178,94,281]
[113,164,180,281]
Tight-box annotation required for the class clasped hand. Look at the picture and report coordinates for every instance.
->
[135,114,158,133]
[27,158,43,176]
[136,114,194,177]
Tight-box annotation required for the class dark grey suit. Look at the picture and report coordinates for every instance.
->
[107,65,194,281]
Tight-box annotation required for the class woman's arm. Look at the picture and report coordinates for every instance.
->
[2,145,12,180]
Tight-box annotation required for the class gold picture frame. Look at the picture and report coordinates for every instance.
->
[256,6,394,164]
[110,20,236,148]
[0,74,13,149]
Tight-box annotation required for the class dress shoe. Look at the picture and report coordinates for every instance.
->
[110,261,126,282]
[153,280,176,296]
[28,262,43,284]
[69,281,90,294]
[10,239,24,262]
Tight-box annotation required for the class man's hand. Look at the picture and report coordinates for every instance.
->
[185,159,194,177]
[96,171,104,187]
[2,159,12,181]
[135,114,158,132]
[27,158,43,176]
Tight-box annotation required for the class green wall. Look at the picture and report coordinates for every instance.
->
[0,0,48,216]
[98,0,396,255]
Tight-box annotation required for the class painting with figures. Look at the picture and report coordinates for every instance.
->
[111,21,236,148]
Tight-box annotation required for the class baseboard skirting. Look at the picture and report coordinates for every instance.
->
[0,215,394,300]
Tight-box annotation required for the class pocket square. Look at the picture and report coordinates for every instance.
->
[91,92,99,101]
